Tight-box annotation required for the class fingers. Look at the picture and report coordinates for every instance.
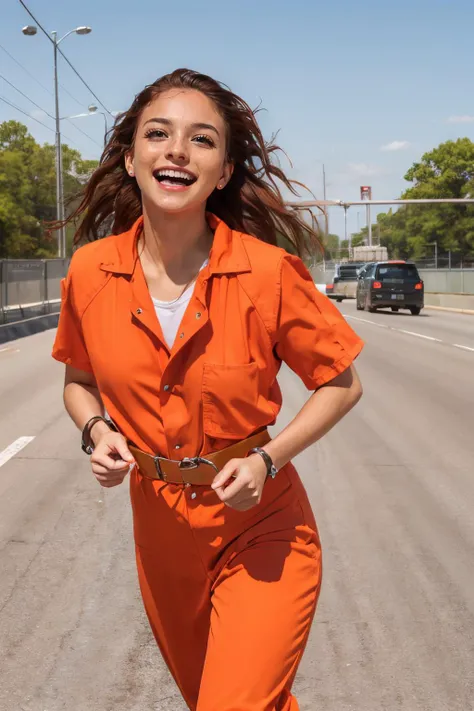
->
[212,459,262,510]
[95,472,127,488]
[211,459,239,491]
[113,438,135,465]
[90,433,136,488]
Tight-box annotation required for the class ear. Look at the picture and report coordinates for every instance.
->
[125,151,135,177]
[217,162,234,190]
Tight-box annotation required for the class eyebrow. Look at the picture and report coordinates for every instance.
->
[144,117,220,136]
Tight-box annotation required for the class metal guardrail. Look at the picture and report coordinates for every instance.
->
[2,258,474,328]
[0,259,69,325]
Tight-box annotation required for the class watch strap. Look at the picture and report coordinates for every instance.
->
[81,416,117,455]
[248,447,278,479]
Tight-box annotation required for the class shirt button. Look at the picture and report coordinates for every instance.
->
[196,312,201,319]
[163,384,170,392]
[191,492,197,500]
[136,308,142,315]
[179,332,184,338]
[174,444,181,450]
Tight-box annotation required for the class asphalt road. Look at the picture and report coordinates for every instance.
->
[0,302,473,711]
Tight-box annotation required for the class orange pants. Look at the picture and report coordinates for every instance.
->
[130,462,322,710]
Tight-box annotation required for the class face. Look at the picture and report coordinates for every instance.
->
[125,89,233,215]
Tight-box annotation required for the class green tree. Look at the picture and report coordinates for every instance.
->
[0,120,98,258]
[359,138,474,261]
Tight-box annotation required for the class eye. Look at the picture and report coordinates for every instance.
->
[193,134,215,147]
[144,128,167,140]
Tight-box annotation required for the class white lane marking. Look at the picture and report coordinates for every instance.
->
[398,330,442,342]
[0,347,20,354]
[453,344,474,352]
[346,315,389,328]
[345,313,474,353]
[0,437,35,468]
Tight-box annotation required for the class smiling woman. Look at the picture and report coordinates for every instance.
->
[51,68,363,711]
[60,68,319,255]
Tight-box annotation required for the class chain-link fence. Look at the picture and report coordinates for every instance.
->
[0,259,69,325]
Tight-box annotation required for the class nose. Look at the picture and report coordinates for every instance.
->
[165,133,189,164]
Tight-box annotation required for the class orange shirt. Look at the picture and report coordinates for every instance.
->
[52,214,363,459]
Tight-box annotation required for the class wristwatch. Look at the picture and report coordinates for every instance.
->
[248,447,278,479]
[81,415,117,455]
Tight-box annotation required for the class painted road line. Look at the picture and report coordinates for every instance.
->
[0,347,20,354]
[398,330,442,342]
[345,314,474,353]
[345,315,389,328]
[0,437,35,468]
[453,344,474,352]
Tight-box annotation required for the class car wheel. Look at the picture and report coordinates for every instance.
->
[365,296,376,313]
[410,306,421,316]
[356,297,363,311]
[336,298,343,303]
[391,307,399,312]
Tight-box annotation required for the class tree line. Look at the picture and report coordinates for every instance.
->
[0,120,97,259]
[2,122,474,263]
[323,138,474,262]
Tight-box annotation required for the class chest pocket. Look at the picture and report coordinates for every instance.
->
[201,275,278,440]
[202,362,276,439]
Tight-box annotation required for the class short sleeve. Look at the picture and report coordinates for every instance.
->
[51,262,93,373]
[274,255,364,389]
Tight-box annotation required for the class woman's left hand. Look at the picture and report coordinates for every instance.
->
[211,454,268,511]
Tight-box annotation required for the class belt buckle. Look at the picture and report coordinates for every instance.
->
[153,456,167,481]
[153,455,218,484]
[179,456,218,484]
[180,457,219,473]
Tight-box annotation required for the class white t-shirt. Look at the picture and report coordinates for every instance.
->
[152,259,208,348]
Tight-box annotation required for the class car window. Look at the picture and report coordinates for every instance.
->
[338,265,362,280]
[376,264,420,281]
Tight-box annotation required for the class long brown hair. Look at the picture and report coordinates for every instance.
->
[64,69,321,257]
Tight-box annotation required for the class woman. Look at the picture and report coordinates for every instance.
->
[52,68,363,711]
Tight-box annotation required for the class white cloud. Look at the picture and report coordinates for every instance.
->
[447,115,474,124]
[380,140,410,152]
[346,162,382,178]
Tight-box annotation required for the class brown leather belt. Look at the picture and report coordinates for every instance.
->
[129,429,271,485]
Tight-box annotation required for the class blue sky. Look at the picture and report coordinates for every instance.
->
[1,0,473,238]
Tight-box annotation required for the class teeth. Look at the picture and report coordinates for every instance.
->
[156,169,194,180]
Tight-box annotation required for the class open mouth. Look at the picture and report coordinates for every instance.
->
[153,168,197,187]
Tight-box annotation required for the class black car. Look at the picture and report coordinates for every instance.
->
[356,261,424,315]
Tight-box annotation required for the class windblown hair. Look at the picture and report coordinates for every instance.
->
[61,68,321,257]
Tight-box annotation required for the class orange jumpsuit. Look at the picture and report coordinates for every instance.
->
[52,214,363,710]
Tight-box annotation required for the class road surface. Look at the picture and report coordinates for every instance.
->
[0,302,473,710]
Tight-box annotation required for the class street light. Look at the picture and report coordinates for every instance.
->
[64,104,121,146]
[87,105,108,145]
[22,24,92,258]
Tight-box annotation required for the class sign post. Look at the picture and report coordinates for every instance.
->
[360,186,372,246]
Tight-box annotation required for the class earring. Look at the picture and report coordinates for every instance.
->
[129,170,135,177]
[218,181,224,189]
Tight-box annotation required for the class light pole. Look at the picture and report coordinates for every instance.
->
[427,241,438,269]
[87,105,109,145]
[22,24,92,258]
[64,105,110,146]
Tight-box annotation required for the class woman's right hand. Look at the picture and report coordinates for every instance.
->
[90,429,136,488]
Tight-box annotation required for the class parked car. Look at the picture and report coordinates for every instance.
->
[331,262,367,302]
[356,261,424,315]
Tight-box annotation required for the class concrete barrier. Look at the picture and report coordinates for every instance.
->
[424,293,474,314]
[0,305,60,345]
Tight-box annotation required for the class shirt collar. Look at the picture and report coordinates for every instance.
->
[99,212,251,276]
